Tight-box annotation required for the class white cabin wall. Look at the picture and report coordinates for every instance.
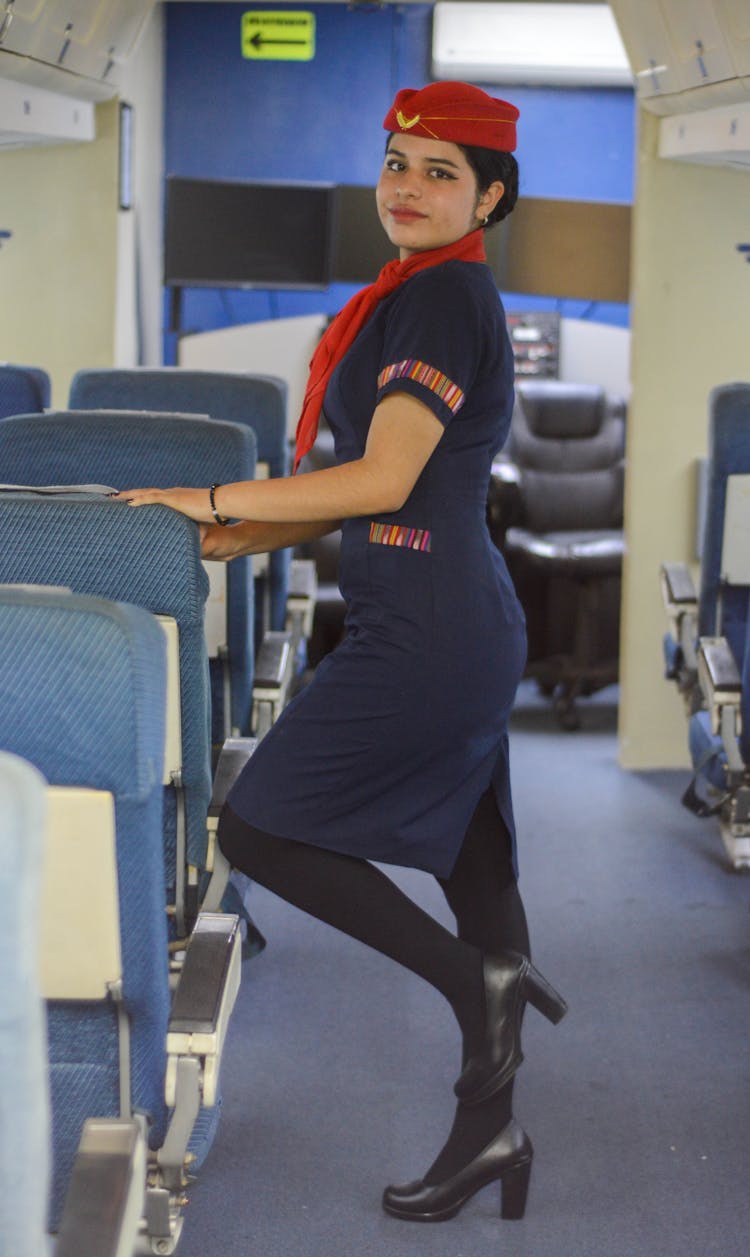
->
[115,3,165,368]
[618,107,750,769]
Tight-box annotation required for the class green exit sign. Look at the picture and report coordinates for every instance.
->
[242,11,316,61]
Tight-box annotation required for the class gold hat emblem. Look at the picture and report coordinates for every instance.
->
[396,109,421,131]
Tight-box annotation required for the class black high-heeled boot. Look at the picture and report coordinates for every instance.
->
[382,1119,533,1222]
[455,952,567,1106]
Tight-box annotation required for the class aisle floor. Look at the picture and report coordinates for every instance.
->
[177,685,750,1256]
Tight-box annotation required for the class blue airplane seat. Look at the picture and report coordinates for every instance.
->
[0,587,169,1228]
[0,588,241,1249]
[0,752,50,1257]
[662,383,750,700]
[69,366,291,634]
[661,383,750,868]
[0,493,212,939]
[0,407,257,742]
[696,384,750,660]
[0,363,50,417]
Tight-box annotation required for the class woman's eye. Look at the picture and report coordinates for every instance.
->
[429,167,455,180]
[385,158,406,172]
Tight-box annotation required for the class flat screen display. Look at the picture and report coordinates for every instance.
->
[164,175,337,290]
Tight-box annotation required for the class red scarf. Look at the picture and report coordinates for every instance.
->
[293,228,487,471]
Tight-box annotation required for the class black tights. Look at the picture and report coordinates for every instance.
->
[218,789,530,1183]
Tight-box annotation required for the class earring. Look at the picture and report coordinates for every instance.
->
[482,215,490,226]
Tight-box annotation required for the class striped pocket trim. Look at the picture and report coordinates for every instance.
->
[369,522,432,552]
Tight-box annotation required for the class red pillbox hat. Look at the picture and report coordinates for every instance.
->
[383,81,519,152]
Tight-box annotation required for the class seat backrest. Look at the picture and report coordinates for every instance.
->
[698,383,750,666]
[69,368,292,629]
[0,408,257,738]
[0,587,170,1228]
[507,380,626,533]
[0,752,50,1257]
[0,494,211,910]
[69,367,287,473]
[0,364,50,418]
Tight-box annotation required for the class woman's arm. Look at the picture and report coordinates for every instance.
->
[201,518,340,560]
[117,392,444,524]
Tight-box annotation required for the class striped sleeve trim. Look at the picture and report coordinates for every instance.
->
[377,359,465,414]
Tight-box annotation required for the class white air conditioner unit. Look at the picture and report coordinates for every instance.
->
[432,2,633,88]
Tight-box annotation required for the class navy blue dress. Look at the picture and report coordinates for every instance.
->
[228,259,527,878]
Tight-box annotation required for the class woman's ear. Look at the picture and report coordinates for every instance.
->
[477,179,505,223]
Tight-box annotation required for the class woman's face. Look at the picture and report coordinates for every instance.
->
[376,133,504,259]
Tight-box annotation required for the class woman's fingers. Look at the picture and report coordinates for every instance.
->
[112,488,164,506]
[111,487,212,523]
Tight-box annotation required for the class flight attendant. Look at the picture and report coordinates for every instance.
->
[120,80,566,1222]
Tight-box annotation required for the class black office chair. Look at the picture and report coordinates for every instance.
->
[494,380,626,729]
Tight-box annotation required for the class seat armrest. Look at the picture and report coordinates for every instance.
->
[254,630,292,691]
[286,557,318,640]
[660,562,697,610]
[660,562,699,675]
[166,912,242,1107]
[202,737,258,912]
[490,456,522,486]
[55,1118,146,1257]
[209,736,258,816]
[488,460,523,540]
[252,630,293,737]
[697,637,745,776]
[288,555,318,601]
[698,636,742,718]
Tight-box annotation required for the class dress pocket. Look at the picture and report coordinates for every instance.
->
[368,521,432,552]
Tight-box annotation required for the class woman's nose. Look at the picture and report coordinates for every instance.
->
[396,172,420,199]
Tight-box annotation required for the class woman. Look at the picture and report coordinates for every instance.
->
[119,81,566,1223]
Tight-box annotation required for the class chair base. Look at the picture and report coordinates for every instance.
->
[526,659,619,730]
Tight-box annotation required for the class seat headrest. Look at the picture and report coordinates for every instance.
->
[517,382,606,439]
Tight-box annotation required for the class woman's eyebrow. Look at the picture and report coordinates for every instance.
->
[424,156,461,169]
[387,147,461,170]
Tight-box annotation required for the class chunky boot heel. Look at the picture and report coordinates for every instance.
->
[500,1157,532,1220]
[522,964,568,1025]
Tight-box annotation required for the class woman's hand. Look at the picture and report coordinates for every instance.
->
[113,486,214,523]
[200,522,252,560]
[201,519,342,560]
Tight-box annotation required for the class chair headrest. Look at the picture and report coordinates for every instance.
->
[517,382,606,439]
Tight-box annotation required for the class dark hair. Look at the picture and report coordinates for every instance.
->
[458,144,519,227]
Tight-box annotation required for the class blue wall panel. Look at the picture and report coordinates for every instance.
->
[164,2,635,357]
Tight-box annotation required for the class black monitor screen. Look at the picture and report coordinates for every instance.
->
[164,175,336,289]
[332,185,395,282]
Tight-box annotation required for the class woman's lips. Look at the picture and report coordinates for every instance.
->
[389,207,427,222]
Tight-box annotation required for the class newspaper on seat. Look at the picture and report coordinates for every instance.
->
[0,483,118,496]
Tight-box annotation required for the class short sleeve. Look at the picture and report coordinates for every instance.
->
[375,263,492,428]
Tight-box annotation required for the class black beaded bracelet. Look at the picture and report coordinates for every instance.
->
[209,483,230,526]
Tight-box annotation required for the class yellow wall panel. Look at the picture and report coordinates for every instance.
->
[0,99,119,406]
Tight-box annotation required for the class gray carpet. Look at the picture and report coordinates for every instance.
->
[177,684,750,1256]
